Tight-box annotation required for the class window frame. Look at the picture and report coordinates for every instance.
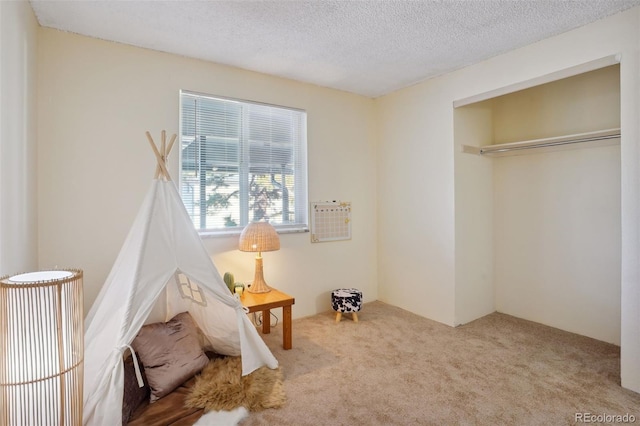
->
[179,90,309,236]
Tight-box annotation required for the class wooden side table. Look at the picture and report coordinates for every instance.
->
[241,288,295,350]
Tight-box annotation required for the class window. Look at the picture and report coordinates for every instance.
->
[180,91,308,234]
[175,272,206,306]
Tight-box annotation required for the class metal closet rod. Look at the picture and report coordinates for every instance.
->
[479,133,621,155]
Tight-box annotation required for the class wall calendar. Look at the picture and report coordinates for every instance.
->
[310,201,351,243]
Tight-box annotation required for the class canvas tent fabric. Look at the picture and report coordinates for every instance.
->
[82,179,278,426]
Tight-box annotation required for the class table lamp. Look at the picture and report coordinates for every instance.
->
[0,269,84,426]
[239,222,280,293]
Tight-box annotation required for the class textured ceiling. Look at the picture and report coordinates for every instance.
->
[30,0,640,98]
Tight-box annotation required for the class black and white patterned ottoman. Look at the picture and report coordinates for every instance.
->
[331,288,362,323]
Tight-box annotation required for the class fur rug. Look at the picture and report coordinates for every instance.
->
[185,357,286,412]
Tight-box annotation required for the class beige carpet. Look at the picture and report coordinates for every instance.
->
[243,301,639,425]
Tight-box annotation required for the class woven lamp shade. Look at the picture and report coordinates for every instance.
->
[239,222,280,253]
[0,269,84,426]
[239,222,280,293]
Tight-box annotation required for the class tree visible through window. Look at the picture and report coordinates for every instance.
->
[179,91,308,233]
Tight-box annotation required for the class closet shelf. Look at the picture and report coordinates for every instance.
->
[462,128,621,157]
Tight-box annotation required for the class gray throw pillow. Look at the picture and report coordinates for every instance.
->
[131,312,209,402]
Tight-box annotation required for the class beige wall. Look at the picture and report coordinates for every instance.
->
[376,81,456,324]
[0,0,39,276]
[494,145,621,344]
[492,65,621,143]
[377,7,640,392]
[453,104,495,325]
[492,66,621,344]
[37,29,378,319]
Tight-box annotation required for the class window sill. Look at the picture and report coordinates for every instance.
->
[198,226,309,239]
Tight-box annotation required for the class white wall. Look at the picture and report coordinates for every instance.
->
[376,7,640,392]
[0,0,38,276]
[491,65,621,143]
[492,66,621,345]
[453,104,495,325]
[376,82,456,325]
[620,9,640,394]
[37,29,378,319]
[494,146,621,344]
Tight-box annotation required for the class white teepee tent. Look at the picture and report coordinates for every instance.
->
[82,131,278,425]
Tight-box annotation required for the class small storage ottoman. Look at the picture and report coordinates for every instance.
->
[331,288,362,323]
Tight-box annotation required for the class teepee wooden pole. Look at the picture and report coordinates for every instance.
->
[145,131,155,149]
[146,130,177,181]
[146,131,171,181]
[161,130,166,163]
[145,132,162,179]
[156,131,164,179]
[154,156,162,180]
[167,134,176,157]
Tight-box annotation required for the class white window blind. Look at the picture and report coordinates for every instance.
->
[179,90,308,233]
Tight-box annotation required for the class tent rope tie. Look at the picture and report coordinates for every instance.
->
[120,344,145,388]
[234,303,250,314]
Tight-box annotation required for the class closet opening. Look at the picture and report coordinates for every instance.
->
[453,63,621,347]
